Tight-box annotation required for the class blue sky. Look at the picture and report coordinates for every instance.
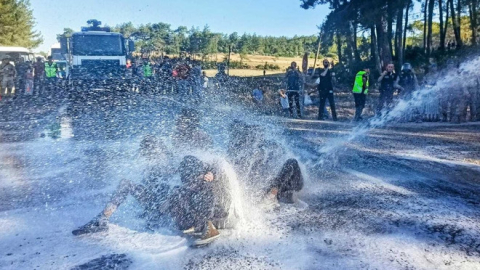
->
[30,0,330,52]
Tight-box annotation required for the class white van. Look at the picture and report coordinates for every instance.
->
[0,46,35,63]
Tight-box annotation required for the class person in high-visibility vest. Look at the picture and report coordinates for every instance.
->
[44,56,57,80]
[143,60,153,78]
[352,68,370,121]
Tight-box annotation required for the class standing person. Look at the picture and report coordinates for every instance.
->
[44,56,57,95]
[33,57,45,95]
[0,57,17,99]
[284,62,303,118]
[24,66,34,96]
[15,58,29,97]
[352,68,370,121]
[143,59,153,78]
[202,71,209,89]
[252,84,264,104]
[377,63,403,115]
[399,63,421,122]
[173,61,191,102]
[312,59,337,121]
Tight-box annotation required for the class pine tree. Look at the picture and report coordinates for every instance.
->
[0,0,43,48]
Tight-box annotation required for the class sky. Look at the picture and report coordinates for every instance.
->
[30,0,330,53]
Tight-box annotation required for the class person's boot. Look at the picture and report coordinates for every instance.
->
[72,215,109,236]
[193,221,220,246]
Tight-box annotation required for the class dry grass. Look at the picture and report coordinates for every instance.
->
[201,53,328,77]
[203,69,284,77]
[204,53,306,70]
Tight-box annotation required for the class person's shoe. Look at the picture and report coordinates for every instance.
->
[72,217,108,236]
[192,221,220,246]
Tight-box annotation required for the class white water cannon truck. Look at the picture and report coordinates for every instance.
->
[59,20,135,90]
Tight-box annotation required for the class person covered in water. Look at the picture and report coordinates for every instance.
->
[227,121,304,206]
[72,136,233,246]
[173,108,214,151]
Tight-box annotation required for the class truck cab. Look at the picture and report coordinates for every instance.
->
[60,20,134,90]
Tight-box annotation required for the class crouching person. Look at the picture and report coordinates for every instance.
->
[72,155,233,247]
[264,158,304,205]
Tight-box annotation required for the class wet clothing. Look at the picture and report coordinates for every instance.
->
[167,156,232,231]
[101,156,231,233]
[353,94,366,121]
[399,70,417,97]
[228,123,304,202]
[316,70,337,121]
[269,159,304,202]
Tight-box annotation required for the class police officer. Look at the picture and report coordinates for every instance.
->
[143,59,153,78]
[377,63,403,115]
[44,56,57,94]
[399,63,421,122]
[0,56,17,99]
[352,68,370,121]
[399,63,418,98]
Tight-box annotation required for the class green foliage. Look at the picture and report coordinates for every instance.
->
[56,28,74,42]
[102,22,319,58]
[0,0,43,48]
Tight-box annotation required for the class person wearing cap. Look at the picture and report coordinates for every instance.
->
[0,56,17,99]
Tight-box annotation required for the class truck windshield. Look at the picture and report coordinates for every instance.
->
[72,35,124,56]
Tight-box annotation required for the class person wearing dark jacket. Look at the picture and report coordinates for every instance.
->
[284,62,304,118]
[228,121,304,205]
[377,63,403,115]
[310,59,337,121]
[72,137,231,246]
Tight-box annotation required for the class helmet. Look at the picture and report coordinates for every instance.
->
[401,63,412,71]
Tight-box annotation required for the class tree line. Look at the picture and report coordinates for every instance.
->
[109,22,320,60]
[300,0,480,75]
[0,0,42,49]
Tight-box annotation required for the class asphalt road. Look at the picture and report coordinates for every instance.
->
[1,96,479,269]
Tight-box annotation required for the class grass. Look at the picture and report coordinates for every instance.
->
[203,69,284,77]
[201,53,325,77]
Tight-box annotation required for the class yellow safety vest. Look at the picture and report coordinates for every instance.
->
[352,71,369,94]
[45,62,57,78]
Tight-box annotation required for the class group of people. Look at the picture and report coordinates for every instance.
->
[0,55,60,101]
[72,109,304,247]
[276,59,475,123]
[125,56,211,101]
